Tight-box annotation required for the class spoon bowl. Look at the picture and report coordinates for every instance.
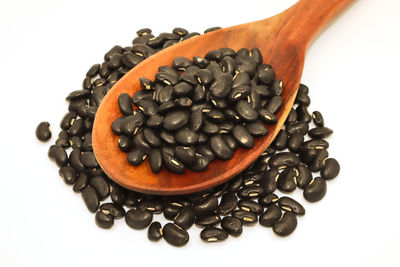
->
[93,0,355,195]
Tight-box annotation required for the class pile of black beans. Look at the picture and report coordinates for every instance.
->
[113,46,282,173]
[36,27,340,247]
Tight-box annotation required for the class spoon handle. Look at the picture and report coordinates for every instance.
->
[281,0,357,48]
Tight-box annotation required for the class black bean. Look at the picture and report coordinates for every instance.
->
[125,192,142,208]
[228,85,250,102]
[89,176,110,200]
[202,119,219,135]
[172,146,195,167]
[232,125,254,149]
[118,93,133,115]
[146,148,162,173]
[235,100,258,121]
[173,207,195,229]
[55,131,70,148]
[277,167,297,193]
[100,203,125,219]
[206,109,225,124]
[224,134,239,150]
[148,222,163,241]
[224,108,241,123]
[269,152,300,169]
[209,73,233,98]
[232,72,250,88]
[252,84,270,98]
[295,90,311,106]
[145,114,163,128]
[200,227,228,242]
[60,112,77,130]
[163,223,189,247]
[82,76,93,89]
[104,45,124,61]
[308,127,333,139]
[138,199,163,214]
[58,166,77,185]
[238,199,263,215]
[269,78,283,96]
[163,110,189,131]
[299,148,317,164]
[142,128,161,147]
[127,149,147,166]
[246,120,268,136]
[227,181,244,200]
[249,88,261,111]
[117,135,132,152]
[259,204,282,227]
[173,81,193,96]
[81,186,99,213]
[133,132,151,152]
[210,135,233,160]
[221,216,242,236]
[308,149,329,172]
[259,169,278,194]
[80,151,99,168]
[205,49,223,61]
[69,149,85,171]
[48,145,68,167]
[68,118,85,137]
[195,213,221,227]
[286,121,309,135]
[321,158,340,180]
[131,44,155,58]
[193,195,218,217]
[296,104,311,123]
[95,211,114,229]
[232,210,257,225]
[176,96,193,108]
[265,96,282,114]
[125,209,153,229]
[278,197,305,215]
[132,89,153,105]
[174,128,198,146]
[302,139,329,150]
[237,185,264,199]
[111,116,124,135]
[296,165,313,189]
[139,77,153,90]
[73,172,89,192]
[156,86,174,104]
[138,99,158,117]
[243,172,263,186]
[259,109,277,123]
[162,150,185,174]
[258,193,279,207]
[218,192,238,215]
[159,129,176,145]
[288,133,304,152]
[221,56,236,75]
[86,63,100,77]
[121,112,145,136]
[286,108,297,123]
[256,64,275,84]
[163,204,181,220]
[304,177,327,202]
[273,211,297,236]
[110,183,127,205]
[312,111,324,127]
[273,130,288,150]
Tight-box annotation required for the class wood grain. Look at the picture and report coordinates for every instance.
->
[92,0,356,195]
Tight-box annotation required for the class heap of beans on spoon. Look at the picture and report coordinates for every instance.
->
[36,27,340,246]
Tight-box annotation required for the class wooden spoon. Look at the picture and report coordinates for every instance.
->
[92,0,355,195]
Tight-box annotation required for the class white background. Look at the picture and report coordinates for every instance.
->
[1,0,399,266]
